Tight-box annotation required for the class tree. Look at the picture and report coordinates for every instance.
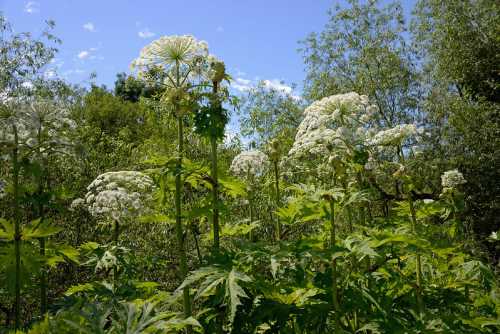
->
[412,0,500,242]
[300,0,422,127]
[237,80,303,149]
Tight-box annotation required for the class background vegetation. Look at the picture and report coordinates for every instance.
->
[1,0,499,333]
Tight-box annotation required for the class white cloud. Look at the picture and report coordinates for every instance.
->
[216,26,224,33]
[232,77,253,92]
[83,22,96,32]
[21,81,34,89]
[263,79,302,100]
[262,79,293,94]
[224,128,238,146]
[63,69,85,77]
[44,69,56,79]
[138,28,155,39]
[77,51,90,60]
[231,75,302,100]
[24,1,39,14]
[76,47,103,61]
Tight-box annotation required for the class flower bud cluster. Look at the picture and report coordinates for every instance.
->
[84,171,155,223]
[0,179,6,199]
[230,150,270,178]
[0,97,75,154]
[441,169,466,189]
[367,124,418,147]
[289,92,378,159]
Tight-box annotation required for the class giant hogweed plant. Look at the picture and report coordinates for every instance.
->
[0,93,80,329]
[172,92,499,333]
[132,35,230,321]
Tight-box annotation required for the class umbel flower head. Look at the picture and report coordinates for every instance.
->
[0,96,75,154]
[0,179,6,199]
[441,169,466,189]
[289,92,378,159]
[131,35,209,86]
[367,124,418,147]
[69,197,85,212]
[230,150,270,178]
[84,171,155,224]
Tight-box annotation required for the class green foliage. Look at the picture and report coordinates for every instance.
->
[1,3,500,333]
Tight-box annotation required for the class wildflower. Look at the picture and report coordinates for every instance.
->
[0,96,74,154]
[0,179,6,199]
[367,124,417,146]
[69,198,85,211]
[84,171,155,224]
[230,150,270,178]
[289,92,378,160]
[131,35,209,84]
[441,169,466,189]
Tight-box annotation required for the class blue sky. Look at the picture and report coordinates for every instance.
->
[1,0,414,96]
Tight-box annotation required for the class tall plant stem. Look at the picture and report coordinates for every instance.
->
[211,81,220,255]
[273,160,281,241]
[37,138,47,316]
[409,197,423,314]
[210,136,220,253]
[175,114,191,319]
[39,237,46,314]
[113,220,120,281]
[329,198,340,333]
[248,195,254,242]
[398,146,423,315]
[12,126,21,330]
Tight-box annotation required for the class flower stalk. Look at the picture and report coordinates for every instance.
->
[12,125,21,330]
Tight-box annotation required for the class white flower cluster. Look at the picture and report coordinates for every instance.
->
[84,171,155,223]
[230,150,270,178]
[0,179,6,199]
[131,35,209,77]
[441,169,466,189]
[0,97,75,154]
[289,92,378,159]
[367,124,417,147]
[69,197,85,212]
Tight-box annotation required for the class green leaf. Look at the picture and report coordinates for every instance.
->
[226,268,252,324]
[0,218,15,241]
[219,176,247,198]
[65,283,95,296]
[22,218,62,240]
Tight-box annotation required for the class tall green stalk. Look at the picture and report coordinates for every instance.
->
[210,81,220,255]
[273,160,281,241]
[36,129,47,316]
[409,197,423,314]
[12,125,21,330]
[398,146,423,315]
[113,220,120,281]
[39,237,46,314]
[329,198,340,333]
[174,113,191,319]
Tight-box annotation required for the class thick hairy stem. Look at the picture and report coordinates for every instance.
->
[210,136,220,254]
[191,223,203,265]
[346,205,354,233]
[409,198,423,314]
[113,220,119,244]
[113,220,120,281]
[398,145,424,315]
[210,82,220,255]
[37,124,47,316]
[175,115,191,319]
[248,195,254,242]
[39,238,47,315]
[273,160,281,241]
[329,199,340,333]
[12,126,21,330]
